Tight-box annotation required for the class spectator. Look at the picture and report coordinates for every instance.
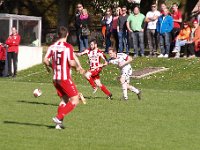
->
[184,20,200,57]
[111,7,121,51]
[102,8,113,53]
[127,6,145,57]
[160,2,167,15]
[157,8,173,58]
[5,27,21,77]
[117,6,129,54]
[145,3,161,57]
[172,21,191,58]
[75,3,84,52]
[79,8,90,52]
[0,43,6,77]
[171,3,182,51]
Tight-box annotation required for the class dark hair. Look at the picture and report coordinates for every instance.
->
[89,39,97,44]
[58,26,68,38]
[133,5,140,10]
[122,6,127,9]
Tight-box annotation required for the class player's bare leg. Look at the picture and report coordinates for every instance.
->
[85,71,97,92]
[120,77,128,100]
[127,84,141,100]
[95,79,112,99]
[79,93,86,104]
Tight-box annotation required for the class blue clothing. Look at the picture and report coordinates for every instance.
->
[157,15,173,34]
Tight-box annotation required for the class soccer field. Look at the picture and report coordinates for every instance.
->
[0,80,200,150]
[1,57,200,149]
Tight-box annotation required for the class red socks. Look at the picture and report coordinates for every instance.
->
[100,84,111,96]
[56,101,76,120]
[87,77,96,89]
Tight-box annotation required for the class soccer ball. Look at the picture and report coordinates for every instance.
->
[33,89,42,97]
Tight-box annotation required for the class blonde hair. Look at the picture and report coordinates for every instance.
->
[82,9,88,14]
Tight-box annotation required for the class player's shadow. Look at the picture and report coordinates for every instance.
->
[18,100,58,106]
[3,120,55,129]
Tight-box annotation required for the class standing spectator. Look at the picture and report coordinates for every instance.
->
[117,6,129,54]
[75,3,84,52]
[160,2,167,15]
[184,20,200,57]
[111,7,121,51]
[76,39,112,99]
[102,8,113,53]
[43,26,85,129]
[5,26,21,77]
[172,22,191,58]
[171,3,182,51]
[0,43,6,77]
[145,3,161,57]
[127,6,145,57]
[108,47,141,100]
[79,8,90,52]
[157,8,173,58]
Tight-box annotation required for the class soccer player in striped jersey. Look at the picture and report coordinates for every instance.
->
[76,39,112,99]
[108,47,141,100]
[44,26,85,129]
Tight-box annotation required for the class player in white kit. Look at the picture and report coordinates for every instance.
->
[108,47,141,100]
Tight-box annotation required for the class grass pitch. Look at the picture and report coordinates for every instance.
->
[0,57,200,150]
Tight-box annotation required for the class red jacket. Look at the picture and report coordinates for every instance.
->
[5,34,21,53]
[0,45,6,60]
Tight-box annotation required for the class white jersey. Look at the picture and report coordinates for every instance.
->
[146,10,161,29]
[109,53,132,80]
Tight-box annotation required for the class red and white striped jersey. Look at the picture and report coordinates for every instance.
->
[84,48,106,69]
[45,41,74,81]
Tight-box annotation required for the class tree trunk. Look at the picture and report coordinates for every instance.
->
[57,0,68,27]
[180,0,199,20]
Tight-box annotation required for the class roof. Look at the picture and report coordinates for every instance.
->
[0,13,41,20]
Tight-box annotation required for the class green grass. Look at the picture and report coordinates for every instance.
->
[0,57,200,150]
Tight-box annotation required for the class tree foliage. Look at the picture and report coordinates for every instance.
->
[0,0,199,31]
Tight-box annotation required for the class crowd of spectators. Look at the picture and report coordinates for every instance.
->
[75,2,200,58]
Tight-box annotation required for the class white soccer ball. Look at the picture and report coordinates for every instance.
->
[33,89,42,97]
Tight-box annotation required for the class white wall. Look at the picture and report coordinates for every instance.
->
[18,46,43,71]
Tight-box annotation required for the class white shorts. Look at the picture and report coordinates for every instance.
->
[121,68,132,84]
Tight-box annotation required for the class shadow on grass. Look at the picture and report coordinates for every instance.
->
[18,100,58,106]
[3,120,55,129]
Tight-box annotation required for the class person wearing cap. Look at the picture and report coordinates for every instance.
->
[184,20,200,57]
